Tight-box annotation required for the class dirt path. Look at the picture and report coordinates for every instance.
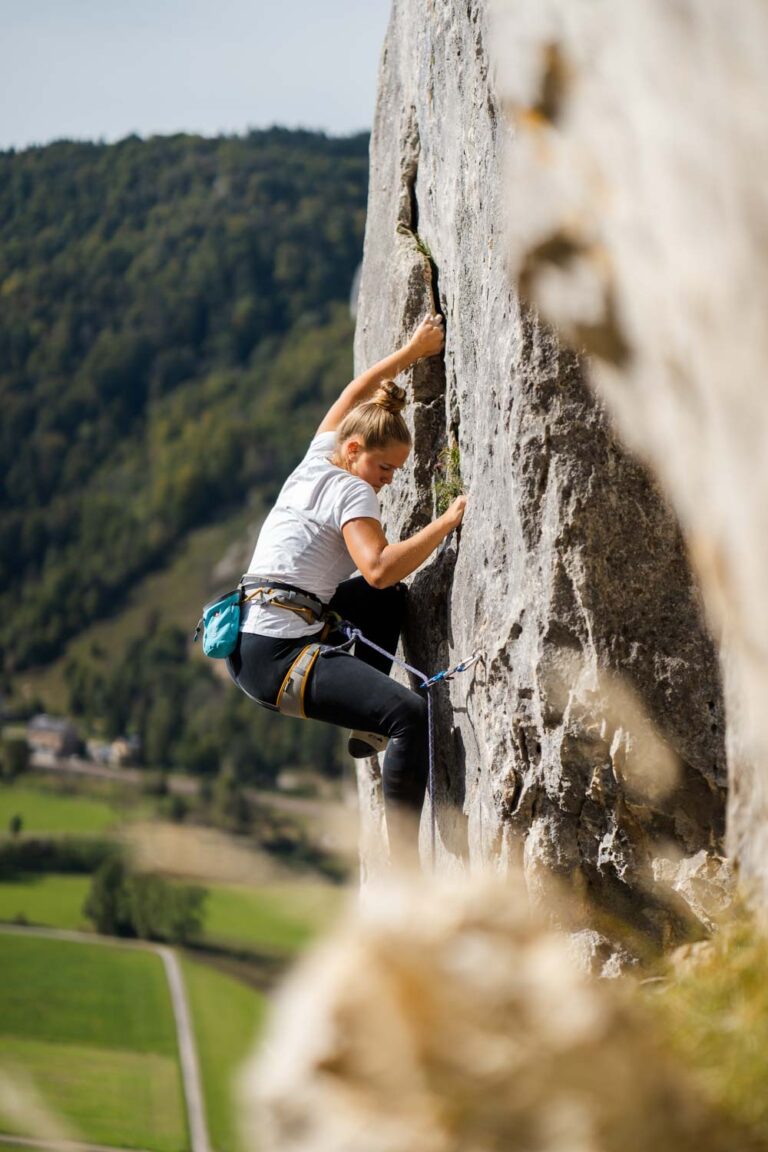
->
[0,925,210,1152]
[157,945,210,1152]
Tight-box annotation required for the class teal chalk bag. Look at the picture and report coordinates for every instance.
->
[194,589,242,659]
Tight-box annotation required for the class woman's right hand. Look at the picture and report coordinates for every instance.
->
[343,495,467,587]
[442,494,467,532]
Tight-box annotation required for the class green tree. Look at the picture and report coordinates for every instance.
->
[0,736,30,780]
[211,765,251,833]
[84,856,206,943]
[83,856,133,936]
[127,873,206,944]
[143,693,180,768]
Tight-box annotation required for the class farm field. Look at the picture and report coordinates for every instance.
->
[0,873,89,930]
[0,870,344,956]
[203,881,345,955]
[0,1145,53,1152]
[182,956,267,1152]
[0,782,124,836]
[0,933,187,1151]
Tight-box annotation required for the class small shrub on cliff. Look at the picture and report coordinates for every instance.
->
[650,909,768,1143]
[434,441,464,516]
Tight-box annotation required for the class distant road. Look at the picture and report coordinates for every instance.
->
[29,752,197,795]
[0,925,210,1152]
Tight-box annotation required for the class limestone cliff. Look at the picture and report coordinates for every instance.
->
[354,0,727,952]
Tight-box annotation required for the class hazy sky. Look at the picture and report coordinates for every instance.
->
[0,0,392,151]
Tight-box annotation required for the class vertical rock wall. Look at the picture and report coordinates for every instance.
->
[354,0,727,950]
[489,0,768,905]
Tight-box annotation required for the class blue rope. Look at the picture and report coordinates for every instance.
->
[337,621,480,865]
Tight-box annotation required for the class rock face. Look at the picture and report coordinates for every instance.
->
[353,0,727,948]
[488,0,768,904]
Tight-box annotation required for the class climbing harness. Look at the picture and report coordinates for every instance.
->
[199,573,481,863]
[194,575,331,658]
[238,575,328,626]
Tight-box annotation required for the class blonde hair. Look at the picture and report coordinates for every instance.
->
[334,381,412,459]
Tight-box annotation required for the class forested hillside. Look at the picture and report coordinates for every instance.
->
[0,130,368,673]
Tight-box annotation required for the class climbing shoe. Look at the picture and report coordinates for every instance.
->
[348,730,390,759]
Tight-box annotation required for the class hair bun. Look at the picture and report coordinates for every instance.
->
[372,380,408,415]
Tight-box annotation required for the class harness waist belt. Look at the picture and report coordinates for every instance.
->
[240,574,328,623]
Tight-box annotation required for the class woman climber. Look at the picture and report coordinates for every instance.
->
[226,314,467,860]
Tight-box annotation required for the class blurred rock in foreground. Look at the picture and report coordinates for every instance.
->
[242,872,759,1152]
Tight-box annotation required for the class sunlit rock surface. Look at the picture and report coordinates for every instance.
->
[353,0,726,947]
[489,0,768,903]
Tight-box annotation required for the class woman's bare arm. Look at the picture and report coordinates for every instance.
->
[317,315,444,435]
[341,495,466,588]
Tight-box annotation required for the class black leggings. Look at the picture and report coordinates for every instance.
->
[227,577,429,818]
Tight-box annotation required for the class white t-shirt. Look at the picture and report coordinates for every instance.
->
[241,431,381,638]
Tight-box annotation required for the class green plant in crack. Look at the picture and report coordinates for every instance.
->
[413,232,433,261]
[434,440,464,516]
[394,223,433,262]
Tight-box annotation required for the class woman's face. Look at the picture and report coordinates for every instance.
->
[345,439,411,492]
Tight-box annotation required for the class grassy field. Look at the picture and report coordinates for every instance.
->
[0,1037,185,1151]
[0,870,345,956]
[0,1146,59,1152]
[182,956,268,1152]
[0,873,90,930]
[0,933,187,1151]
[203,881,345,955]
[0,783,123,836]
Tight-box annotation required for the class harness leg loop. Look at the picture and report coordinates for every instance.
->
[276,643,322,718]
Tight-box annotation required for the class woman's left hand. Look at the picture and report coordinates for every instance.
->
[408,314,445,361]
